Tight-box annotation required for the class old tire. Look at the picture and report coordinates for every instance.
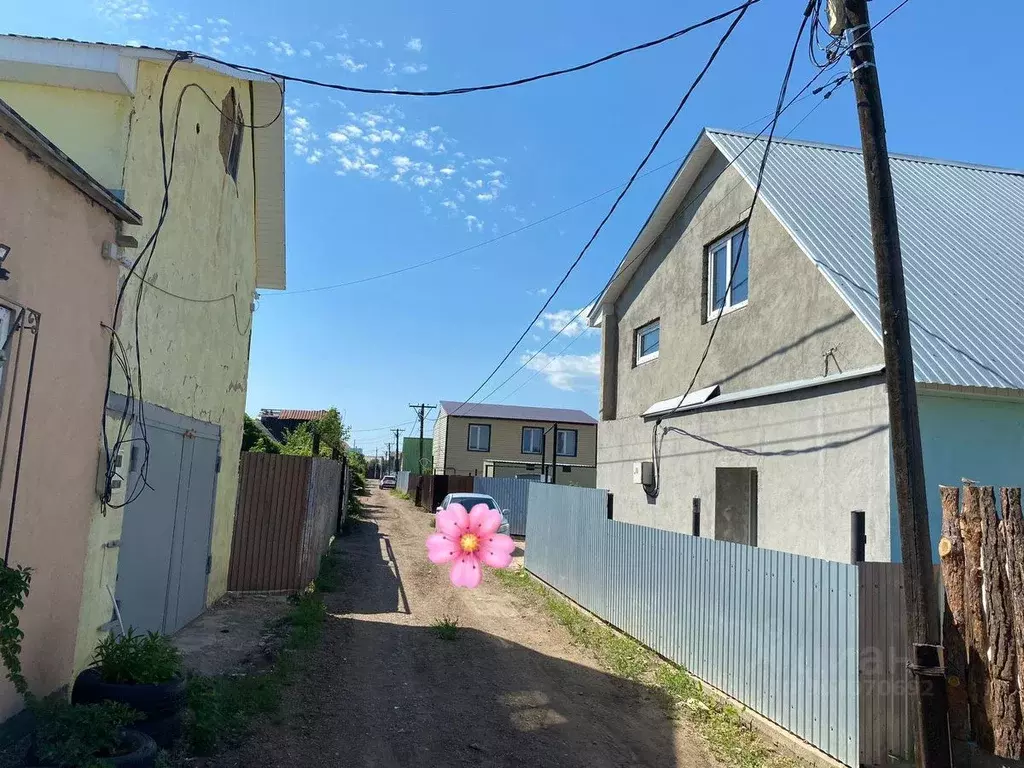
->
[27,728,158,767]
[72,667,186,718]
[135,709,183,749]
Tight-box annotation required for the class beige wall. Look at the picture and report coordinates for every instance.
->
[441,415,597,487]
[0,138,121,718]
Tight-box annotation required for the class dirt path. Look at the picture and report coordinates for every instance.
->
[218,487,716,768]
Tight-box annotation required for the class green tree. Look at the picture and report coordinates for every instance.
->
[242,415,281,454]
[281,409,351,458]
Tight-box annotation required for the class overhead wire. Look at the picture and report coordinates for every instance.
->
[448,0,757,418]
[185,1,759,99]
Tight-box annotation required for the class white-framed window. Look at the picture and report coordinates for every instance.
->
[556,429,578,458]
[467,423,491,452]
[635,320,660,365]
[707,226,750,318]
[522,427,543,455]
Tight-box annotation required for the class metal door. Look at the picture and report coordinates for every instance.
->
[112,396,220,634]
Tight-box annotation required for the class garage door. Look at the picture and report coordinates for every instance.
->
[110,396,220,634]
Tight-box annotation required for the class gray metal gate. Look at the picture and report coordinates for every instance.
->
[111,396,220,634]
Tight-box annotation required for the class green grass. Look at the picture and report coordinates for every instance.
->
[390,489,411,501]
[183,574,330,757]
[495,568,798,768]
[314,549,342,593]
[429,615,460,641]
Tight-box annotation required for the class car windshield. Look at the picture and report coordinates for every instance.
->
[450,496,497,510]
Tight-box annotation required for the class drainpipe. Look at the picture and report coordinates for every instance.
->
[599,302,618,421]
[550,422,559,484]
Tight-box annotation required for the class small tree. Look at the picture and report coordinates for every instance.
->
[281,409,351,458]
[242,415,281,454]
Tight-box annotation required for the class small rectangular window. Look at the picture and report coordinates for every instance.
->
[555,429,577,457]
[467,423,491,452]
[707,226,749,318]
[635,320,660,365]
[851,510,867,563]
[521,427,543,455]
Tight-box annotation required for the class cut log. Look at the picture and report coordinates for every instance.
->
[940,485,970,740]
[980,486,1022,758]
[1000,487,1024,734]
[961,484,992,748]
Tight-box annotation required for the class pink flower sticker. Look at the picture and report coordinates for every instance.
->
[426,502,516,588]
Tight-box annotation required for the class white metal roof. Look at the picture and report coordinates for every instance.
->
[592,128,1024,391]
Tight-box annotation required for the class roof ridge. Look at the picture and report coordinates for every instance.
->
[705,127,1024,178]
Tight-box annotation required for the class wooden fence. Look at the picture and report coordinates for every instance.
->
[228,453,342,592]
[403,474,473,511]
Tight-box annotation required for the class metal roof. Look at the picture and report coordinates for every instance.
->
[594,128,1024,391]
[275,409,329,421]
[439,401,597,425]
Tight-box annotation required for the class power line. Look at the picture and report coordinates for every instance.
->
[449,1,757,418]
[186,1,759,99]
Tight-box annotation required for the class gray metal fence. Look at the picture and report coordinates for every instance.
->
[396,471,411,493]
[524,482,860,766]
[473,477,536,536]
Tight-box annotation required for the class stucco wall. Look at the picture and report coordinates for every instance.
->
[889,390,1024,561]
[598,377,892,563]
[73,61,259,668]
[612,150,882,419]
[0,81,132,190]
[0,138,120,719]
[442,415,597,486]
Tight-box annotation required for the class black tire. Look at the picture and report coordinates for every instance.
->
[25,728,158,767]
[72,667,186,719]
[135,710,183,749]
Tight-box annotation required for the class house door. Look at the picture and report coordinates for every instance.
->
[112,397,220,634]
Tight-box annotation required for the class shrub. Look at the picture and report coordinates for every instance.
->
[0,562,31,695]
[93,629,182,684]
[32,697,139,768]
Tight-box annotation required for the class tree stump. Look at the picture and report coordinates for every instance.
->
[939,485,970,740]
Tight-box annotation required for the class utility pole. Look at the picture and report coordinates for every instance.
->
[409,403,436,473]
[834,1,950,764]
[392,427,404,473]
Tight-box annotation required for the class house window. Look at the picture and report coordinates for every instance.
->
[522,427,543,455]
[635,320,660,365]
[556,429,577,457]
[467,423,491,452]
[707,226,749,318]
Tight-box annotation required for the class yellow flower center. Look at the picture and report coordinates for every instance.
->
[460,533,480,553]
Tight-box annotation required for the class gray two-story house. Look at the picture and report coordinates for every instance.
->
[589,128,1024,564]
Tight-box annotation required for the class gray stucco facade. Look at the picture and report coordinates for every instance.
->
[597,147,890,563]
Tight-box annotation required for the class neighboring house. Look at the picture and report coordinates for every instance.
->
[401,437,433,473]
[0,99,141,719]
[590,127,1024,564]
[259,409,329,443]
[0,36,286,670]
[433,401,598,486]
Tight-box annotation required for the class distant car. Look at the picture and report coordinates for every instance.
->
[380,475,397,490]
[436,493,511,536]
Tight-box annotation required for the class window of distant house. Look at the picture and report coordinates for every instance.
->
[635,320,660,365]
[707,226,749,319]
[556,429,578,458]
[522,427,543,455]
[467,423,491,452]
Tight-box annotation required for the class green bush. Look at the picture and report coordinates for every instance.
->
[93,629,182,684]
[0,562,31,696]
[31,697,139,768]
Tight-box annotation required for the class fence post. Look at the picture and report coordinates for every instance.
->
[337,454,348,535]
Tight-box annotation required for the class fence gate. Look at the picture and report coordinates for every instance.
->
[112,396,220,634]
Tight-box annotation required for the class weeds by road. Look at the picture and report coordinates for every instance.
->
[496,568,799,768]
[389,489,411,501]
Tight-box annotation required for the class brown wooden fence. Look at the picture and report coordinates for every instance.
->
[228,453,342,592]
[414,474,473,511]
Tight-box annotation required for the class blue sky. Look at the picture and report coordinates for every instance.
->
[6,0,1023,454]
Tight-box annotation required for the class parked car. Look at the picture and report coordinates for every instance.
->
[436,493,511,536]
[380,475,397,490]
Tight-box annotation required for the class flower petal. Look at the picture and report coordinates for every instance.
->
[450,553,483,588]
[468,503,502,536]
[436,503,469,538]
[478,533,516,568]
[426,533,459,564]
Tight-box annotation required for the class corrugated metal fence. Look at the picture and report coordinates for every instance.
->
[524,482,860,766]
[396,471,411,493]
[473,477,535,535]
[228,453,342,592]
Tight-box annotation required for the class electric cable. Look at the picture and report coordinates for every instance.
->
[186,1,760,99]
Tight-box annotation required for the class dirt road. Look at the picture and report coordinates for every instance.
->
[221,487,716,768]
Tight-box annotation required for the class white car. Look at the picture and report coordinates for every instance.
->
[380,475,397,490]
[436,493,511,536]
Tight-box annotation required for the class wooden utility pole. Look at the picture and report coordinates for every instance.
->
[409,403,436,473]
[835,0,951,764]
[391,427,404,473]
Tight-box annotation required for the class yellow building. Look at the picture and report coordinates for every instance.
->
[0,36,286,671]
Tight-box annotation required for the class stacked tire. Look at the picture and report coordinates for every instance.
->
[72,667,186,749]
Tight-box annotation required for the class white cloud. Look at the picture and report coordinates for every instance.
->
[522,352,600,392]
[95,0,152,21]
[383,59,396,75]
[311,41,325,50]
[465,215,483,232]
[439,167,456,176]
[306,149,324,164]
[327,131,349,143]
[473,158,495,168]
[401,63,428,74]
[301,49,312,57]
[391,156,414,174]
[327,53,367,72]
[463,179,484,190]
[535,304,596,338]
[405,37,423,52]
[267,39,296,56]
[477,193,495,202]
